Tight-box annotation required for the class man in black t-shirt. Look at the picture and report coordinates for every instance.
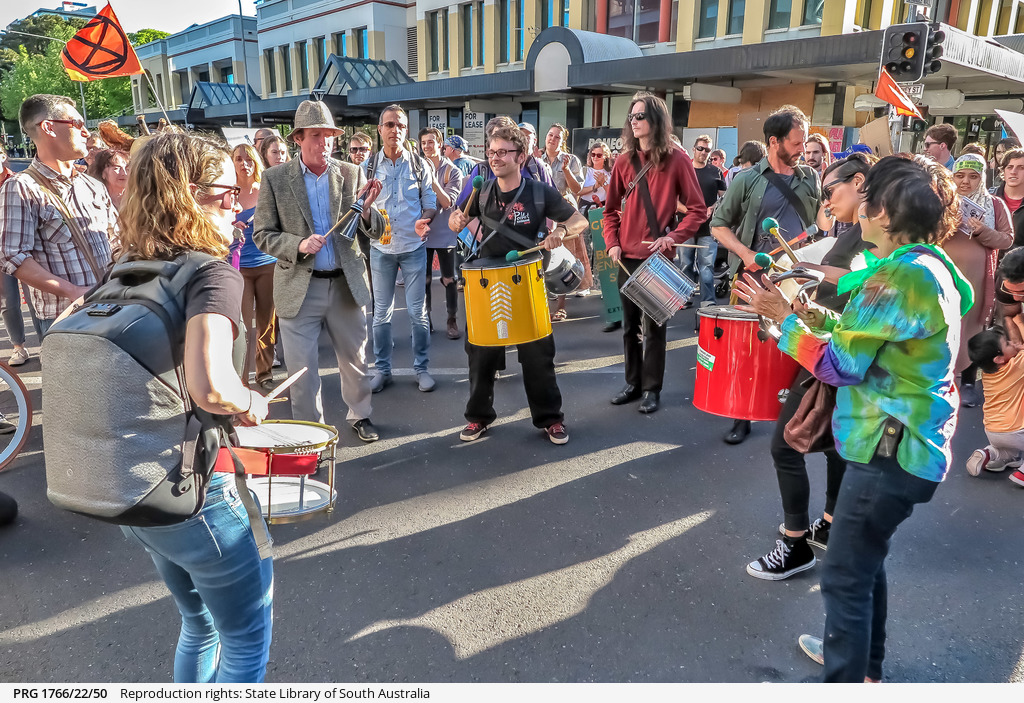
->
[682,135,727,306]
[449,126,587,445]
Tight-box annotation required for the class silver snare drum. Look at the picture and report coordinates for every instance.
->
[619,252,697,325]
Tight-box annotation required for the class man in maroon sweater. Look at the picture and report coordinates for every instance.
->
[604,92,706,413]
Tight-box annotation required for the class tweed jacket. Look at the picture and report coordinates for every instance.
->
[254,157,384,317]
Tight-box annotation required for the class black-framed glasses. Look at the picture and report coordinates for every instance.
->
[821,174,854,200]
[44,118,86,130]
[627,112,647,123]
[380,120,408,131]
[590,150,604,157]
[198,183,241,199]
[693,146,710,153]
[923,140,940,149]
[486,148,521,160]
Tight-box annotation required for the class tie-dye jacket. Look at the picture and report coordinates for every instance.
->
[777,248,968,482]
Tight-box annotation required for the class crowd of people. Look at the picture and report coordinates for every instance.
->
[0,87,1020,684]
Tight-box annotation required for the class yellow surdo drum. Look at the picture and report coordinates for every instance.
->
[461,251,552,346]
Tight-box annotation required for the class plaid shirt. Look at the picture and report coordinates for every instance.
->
[0,159,117,319]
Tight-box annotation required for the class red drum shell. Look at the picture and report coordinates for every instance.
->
[693,306,800,421]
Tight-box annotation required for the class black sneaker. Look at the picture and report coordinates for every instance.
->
[778,517,830,550]
[746,536,816,581]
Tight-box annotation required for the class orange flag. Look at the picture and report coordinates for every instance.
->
[61,3,142,82]
[874,67,923,119]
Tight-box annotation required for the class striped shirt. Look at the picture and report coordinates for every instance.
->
[0,159,117,319]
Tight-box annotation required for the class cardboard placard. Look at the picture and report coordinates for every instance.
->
[858,117,893,157]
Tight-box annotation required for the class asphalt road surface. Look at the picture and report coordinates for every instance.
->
[0,288,1021,683]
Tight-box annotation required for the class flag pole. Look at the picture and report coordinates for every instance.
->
[141,70,172,127]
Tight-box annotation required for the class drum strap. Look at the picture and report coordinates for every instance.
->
[629,154,668,239]
[474,180,536,256]
[220,428,274,561]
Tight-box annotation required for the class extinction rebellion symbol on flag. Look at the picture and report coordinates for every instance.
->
[60,3,143,82]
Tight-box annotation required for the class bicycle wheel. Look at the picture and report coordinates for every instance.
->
[0,361,32,471]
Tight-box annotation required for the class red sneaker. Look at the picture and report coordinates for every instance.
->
[546,422,569,445]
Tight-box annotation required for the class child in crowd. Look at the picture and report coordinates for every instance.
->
[967,327,1024,485]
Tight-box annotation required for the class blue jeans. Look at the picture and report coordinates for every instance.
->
[678,234,718,305]
[370,245,430,374]
[121,474,274,683]
[1,274,25,347]
[820,454,938,682]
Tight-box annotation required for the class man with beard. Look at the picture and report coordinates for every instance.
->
[803,133,831,178]
[710,104,821,445]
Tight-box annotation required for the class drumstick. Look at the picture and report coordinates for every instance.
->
[265,367,307,401]
[268,397,288,404]
[762,218,801,262]
[506,233,580,261]
[641,241,708,248]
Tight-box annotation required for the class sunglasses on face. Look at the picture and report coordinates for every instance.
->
[45,118,86,130]
[821,175,854,200]
[590,151,604,157]
[381,121,407,131]
[628,112,647,123]
[694,146,710,153]
[349,146,369,153]
[923,140,940,149]
[1001,280,1024,299]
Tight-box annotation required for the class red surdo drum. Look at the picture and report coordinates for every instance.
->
[694,306,800,421]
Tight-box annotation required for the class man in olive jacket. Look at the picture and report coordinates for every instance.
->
[255,100,385,442]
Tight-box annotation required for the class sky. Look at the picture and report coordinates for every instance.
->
[1,0,258,36]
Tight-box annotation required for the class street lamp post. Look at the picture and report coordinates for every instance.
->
[238,0,252,129]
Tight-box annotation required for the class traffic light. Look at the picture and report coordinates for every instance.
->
[923,25,945,75]
[881,22,928,82]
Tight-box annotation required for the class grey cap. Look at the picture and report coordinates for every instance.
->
[517,121,537,135]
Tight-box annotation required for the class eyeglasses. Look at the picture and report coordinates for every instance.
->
[380,121,408,131]
[627,112,647,123]
[590,151,605,157]
[198,183,241,200]
[486,148,521,160]
[923,140,940,149]
[1001,280,1024,299]
[349,146,369,153]
[693,146,710,153]
[45,118,86,130]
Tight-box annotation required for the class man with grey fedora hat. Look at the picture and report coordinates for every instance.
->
[254,99,386,442]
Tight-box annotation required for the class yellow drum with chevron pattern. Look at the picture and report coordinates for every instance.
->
[461,252,552,346]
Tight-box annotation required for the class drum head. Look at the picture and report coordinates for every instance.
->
[696,304,759,321]
[235,421,337,451]
[544,246,584,294]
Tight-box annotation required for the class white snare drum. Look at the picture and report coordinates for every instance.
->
[620,252,697,325]
[227,420,339,524]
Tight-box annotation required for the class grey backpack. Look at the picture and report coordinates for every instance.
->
[42,253,230,526]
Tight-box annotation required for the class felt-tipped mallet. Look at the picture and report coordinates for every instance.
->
[505,233,580,262]
[753,252,790,272]
[462,175,485,214]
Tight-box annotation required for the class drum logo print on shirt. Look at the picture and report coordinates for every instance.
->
[490,281,513,340]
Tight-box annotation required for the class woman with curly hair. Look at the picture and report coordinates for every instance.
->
[736,156,972,682]
[86,148,130,209]
[115,132,273,683]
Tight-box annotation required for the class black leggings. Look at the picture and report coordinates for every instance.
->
[426,247,458,318]
[771,368,847,532]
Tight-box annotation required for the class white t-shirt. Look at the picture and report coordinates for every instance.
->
[582,167,610,205]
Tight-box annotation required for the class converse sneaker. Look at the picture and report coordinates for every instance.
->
[460,422,488,442]
[778,516,830,550]
[746,536,816,580]
[798,634,824,666]
[546,422,569,445]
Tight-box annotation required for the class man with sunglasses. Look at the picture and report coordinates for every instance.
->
[365,103,438,394]
[348,132,372,167]
[922,123,958,170]
[0,94,117,336]
[681,135,727,308]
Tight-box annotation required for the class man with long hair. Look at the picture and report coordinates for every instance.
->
[603,91,707,414]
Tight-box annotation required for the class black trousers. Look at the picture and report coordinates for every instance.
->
[426,247,458,317]
[465,334,563,428]
[771,367,847,532]
[619,257,667,393]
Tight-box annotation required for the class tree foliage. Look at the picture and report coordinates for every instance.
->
[0,14,169,133]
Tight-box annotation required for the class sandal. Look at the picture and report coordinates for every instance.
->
[551,308,568,322]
